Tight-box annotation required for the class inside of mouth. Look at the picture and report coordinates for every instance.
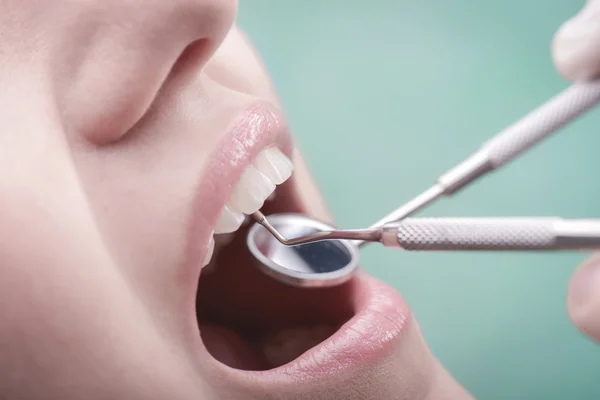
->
[195,184,357,371]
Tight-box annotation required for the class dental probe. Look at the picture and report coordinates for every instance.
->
[252,216,600,251]
[357,81,600,243]
[246,214,600,288]
[251,81,600,248]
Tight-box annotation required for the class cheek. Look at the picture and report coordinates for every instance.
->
[0,175,207,398]
[204,26,279,103]
[73,145,199,336]
[68,84,229,346]
[0,182,136,393]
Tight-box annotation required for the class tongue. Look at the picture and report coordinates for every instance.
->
[199,323,265,371]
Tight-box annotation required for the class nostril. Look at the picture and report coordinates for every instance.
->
[176,0,238,51]
[167,39,214,84]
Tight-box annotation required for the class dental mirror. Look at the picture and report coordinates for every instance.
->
[246,213,360,288]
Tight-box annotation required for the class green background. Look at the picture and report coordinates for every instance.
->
[238,1,599,398]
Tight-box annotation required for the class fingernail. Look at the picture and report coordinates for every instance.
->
[553,1,600,81]
[569,256,600,309]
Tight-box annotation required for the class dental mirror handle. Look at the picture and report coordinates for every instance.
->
[438,81,600,194]
[359,81,600,247]
[379,217,600,251]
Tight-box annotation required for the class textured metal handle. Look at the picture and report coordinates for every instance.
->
[380,218,600,251]
[483,82,600,167]
[437,82,600,195]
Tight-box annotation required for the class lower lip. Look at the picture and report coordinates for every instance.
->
[276,272,411,377]
[217,271,412,382]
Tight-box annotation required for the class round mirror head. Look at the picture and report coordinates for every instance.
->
[246,213,360,288]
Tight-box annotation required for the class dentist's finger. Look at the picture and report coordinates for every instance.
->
[552,0,600,81]
[567,254,600,341]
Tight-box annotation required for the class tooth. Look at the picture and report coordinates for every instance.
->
[254,147,294,185]
[229,166,275,214]
[205,149,293,274]
[262,343,290,368]
[211,147,293,239]
[201,233,235,275]
[202,236,215,267]
[260,326,335,367]
[215,232,235,248]
[202,258,217,274]
[215,205,245,234]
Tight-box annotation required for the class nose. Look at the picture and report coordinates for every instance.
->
[156,0,239,61]
[54,0,238,144]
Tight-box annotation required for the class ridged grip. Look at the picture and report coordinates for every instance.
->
[386,218,558,250]
[483,82,600,167]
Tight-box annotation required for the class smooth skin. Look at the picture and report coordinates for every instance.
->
[0,1,596,399]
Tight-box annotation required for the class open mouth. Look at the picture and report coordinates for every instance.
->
[195,146,356,371]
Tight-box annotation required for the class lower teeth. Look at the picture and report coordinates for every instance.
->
[259,325,337,368]
[201,233,235,274]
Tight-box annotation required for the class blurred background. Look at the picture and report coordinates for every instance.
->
[238,1,599,398]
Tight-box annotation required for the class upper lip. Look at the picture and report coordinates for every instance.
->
[184,102,293,276]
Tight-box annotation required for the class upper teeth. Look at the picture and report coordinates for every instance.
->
[229,165,275,215]
[202,146,293,268]
[203,235,215,266]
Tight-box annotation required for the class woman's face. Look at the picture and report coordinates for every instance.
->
[0,1,468,399]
